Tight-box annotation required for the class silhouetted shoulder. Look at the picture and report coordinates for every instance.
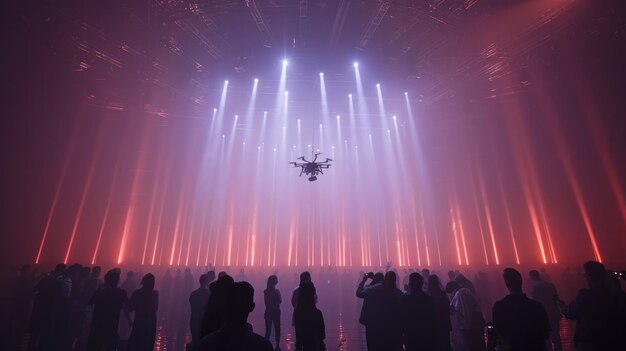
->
[198,326,274,351]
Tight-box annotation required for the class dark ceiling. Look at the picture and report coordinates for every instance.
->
[4,0,625,115]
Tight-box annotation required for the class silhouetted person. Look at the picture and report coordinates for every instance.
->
[87,269,131,351]
[447,271,456,284]
[607,270,626,339]
[291,271,314,308]
[562,261,620,350]
[200,274,235,338]
[356,272,384,335]
[446,281,484,351]
[529,270,562,351]
[66,266,92,351]
[119,270,137,346]
[264,275,282,350]
[28,263,66,351]
[358,271,403,351]
[429,275,452,351]
[492,268,550,351]
[179,268,195,335]
[78,266,102,350]
[455,274,476,295]
[84,266,102,296]
[401,272,436,351]
[198,281,273,351]
[293,282,325,351]
[190,274,211,348]
[127,273,158,351]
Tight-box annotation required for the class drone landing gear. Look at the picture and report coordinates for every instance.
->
[308,176,317,182]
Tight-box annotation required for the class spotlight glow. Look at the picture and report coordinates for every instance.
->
[353,62,359,68]
[282,59,288,66]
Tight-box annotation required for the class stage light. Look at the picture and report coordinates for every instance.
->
[282,59,288,66]
[348,93,352,98]
[353,62,359,68]
[404,92,408,95]
[213,108,217,112]
[336,115,340,119]
[254,78,259,83]
[376,83,380,88]
[225,80,229,85]
[320,72,324,76]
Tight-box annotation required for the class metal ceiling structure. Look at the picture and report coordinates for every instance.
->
[3,0,625,115]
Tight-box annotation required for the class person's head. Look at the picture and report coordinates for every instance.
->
[447,270,455,280]
[207,270,216,283]
[267,275,278,289]
[445,281,461,294]
[373,272,385,284]
[409,272,424,294]
[104,269,121,287]
[54,263,66,275]
[227,281,255,323]
[91,266,101,278]
[529,270,541,281]
[583,261,606,288]
[421,269,430,278]
[300,271,312,284]
[141,273,155,291]
[217,271,228,280]
[126,271,134,279]
[199,274,209,287]
[503,268,523,294]
[428,275,443,293]
[383,271,397,289]
[297,282,317,309]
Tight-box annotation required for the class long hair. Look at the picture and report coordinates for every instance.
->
[267,275,278,290]
[428,275,443,294]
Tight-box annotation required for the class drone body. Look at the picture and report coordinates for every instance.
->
[290,152,332,181]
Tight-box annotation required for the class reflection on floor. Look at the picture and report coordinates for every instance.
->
[152,308,574,351]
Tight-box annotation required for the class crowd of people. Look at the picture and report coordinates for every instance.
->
[1,260,625,351]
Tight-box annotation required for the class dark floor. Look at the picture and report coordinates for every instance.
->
[152,308,575,351]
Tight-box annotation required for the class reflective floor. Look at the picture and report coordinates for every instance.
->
[152,307,574,351]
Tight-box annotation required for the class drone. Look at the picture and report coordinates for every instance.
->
[290,152,333,181]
